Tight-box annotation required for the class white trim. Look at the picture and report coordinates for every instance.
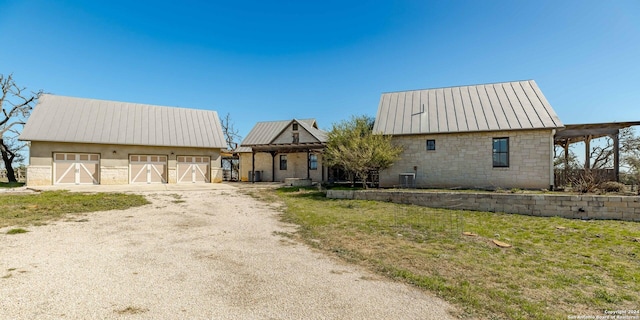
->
[53,153,100,185]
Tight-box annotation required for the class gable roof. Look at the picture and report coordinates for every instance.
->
[373,80,564,135]
[19,94,227,148]
[241,118,327,146]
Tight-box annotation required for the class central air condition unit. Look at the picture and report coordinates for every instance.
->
[399,173,416,188]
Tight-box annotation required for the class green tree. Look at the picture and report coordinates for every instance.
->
[325,115,402,188]
[0,74,41,182]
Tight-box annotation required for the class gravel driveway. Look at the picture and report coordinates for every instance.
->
[0,184,456,319]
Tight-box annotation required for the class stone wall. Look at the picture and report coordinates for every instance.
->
[25,166,51,186]
[381,129,555,189]
[100,167,129,185]
[326,190,640,222]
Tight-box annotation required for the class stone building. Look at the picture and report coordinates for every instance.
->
[19,94,226,185]
[239,119,327,183]
[373,80,564,189]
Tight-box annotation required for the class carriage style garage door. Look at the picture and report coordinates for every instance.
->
[53,153,100,185]
[130,155,167,184]
[177,156,210,183]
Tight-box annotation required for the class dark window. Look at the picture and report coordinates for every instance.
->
[426,139,436,151]
[309,154,318,170]
[292,123,298,131]
[292,132,299,143]
[492,137,509,167]
[280,155,287,170]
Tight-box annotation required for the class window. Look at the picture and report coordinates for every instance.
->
[292,132,299,143]
[280,155,287,170]
[492,137,509,167]
[426,139,436,151]
[309,154,318,170]
[292,123,299,131]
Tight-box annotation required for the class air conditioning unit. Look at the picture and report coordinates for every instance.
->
[399,173,416,188]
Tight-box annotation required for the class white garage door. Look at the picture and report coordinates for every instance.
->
[53,153,100,185]
[177,156,210,183]
[130,155,167,184]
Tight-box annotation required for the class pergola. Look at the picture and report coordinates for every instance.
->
[554,121,640,182]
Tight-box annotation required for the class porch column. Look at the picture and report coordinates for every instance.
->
[613,130,620,182]
[251,151,255,183]
[563,140,569,170]
[271,151,277,182]
[584,135,592,170]
[307,150,310,180]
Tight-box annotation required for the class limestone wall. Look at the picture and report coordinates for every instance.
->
[381,129,555,189]
[25,166,52,186]
[326,190,640,222]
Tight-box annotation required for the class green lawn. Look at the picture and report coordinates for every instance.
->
[266,188,640,319]
[0,190,149,228]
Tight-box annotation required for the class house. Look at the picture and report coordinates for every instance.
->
[19,94,227,185]
[239,119,327,183]
[373,80,564,189]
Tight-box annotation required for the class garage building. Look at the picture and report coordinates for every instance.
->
[19,94,227,186]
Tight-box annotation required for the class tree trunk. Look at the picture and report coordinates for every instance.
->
[0,138,17,183]
[358,172,368,189]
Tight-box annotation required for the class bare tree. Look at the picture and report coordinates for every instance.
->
[589,127,639,170]
[0,73,42,182]
[220,113,242,150]
[553,145,580,169]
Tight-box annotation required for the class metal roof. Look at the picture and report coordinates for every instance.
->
[19,94,227,148]
[373,80,564,135]
[241,118,327,146]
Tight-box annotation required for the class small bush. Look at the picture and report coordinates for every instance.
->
[599,181,625,193]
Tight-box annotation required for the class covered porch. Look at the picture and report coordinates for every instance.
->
[554,121,640,187]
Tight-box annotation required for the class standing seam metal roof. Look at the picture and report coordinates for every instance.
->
[19,94,227,148]
[241,119,327,146]
[373,80,564,135]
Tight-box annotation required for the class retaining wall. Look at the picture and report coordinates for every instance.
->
[326,190,640,222]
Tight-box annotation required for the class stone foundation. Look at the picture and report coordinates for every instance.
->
[26,166,52,186]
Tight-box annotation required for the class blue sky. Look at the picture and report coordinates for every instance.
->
[1,0,639,140]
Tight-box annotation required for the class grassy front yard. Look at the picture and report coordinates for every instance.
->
[268,188,640,319]
[0,190,149,228]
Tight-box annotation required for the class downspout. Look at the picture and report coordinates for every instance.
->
[550,129,556,190]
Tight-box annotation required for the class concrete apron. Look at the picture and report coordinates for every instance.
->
[26,183,238,193]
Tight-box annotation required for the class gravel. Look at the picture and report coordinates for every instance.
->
[0,185,456,319]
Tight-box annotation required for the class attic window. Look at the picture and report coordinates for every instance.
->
[292,123,299,131]
[292,132,299,143]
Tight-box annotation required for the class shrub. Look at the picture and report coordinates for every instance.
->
[599,181,625,193]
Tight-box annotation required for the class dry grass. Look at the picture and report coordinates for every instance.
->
[0,190,149,228]
[270,188,640,319]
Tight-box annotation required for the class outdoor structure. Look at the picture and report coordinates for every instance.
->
[554,121,640,187]
[19,94,227,186]
[239,119,327,184]
[373,80,564,189]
